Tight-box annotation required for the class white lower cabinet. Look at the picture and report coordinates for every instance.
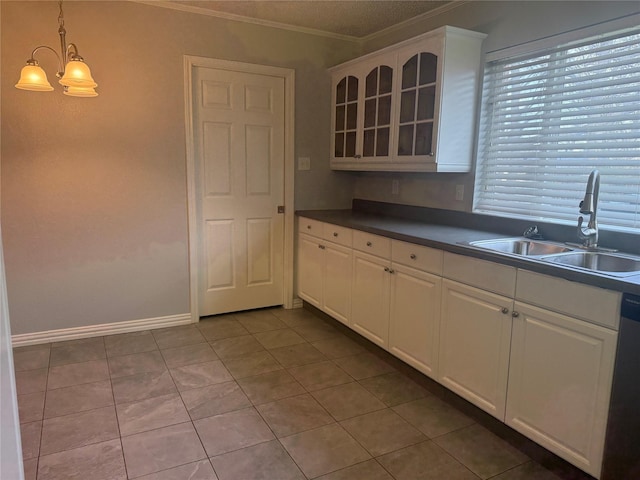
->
[322,242,352,325]
[389,262,441,379]
[439,279,514,420]
[297,218,621,479]
[351,249,391,347]
[506,301,617,478]
[297,232,323,308]
[297,230,352,326]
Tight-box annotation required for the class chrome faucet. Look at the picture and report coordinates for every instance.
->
[577,169,599,248]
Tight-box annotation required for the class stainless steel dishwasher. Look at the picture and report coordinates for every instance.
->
[601,293,640,480]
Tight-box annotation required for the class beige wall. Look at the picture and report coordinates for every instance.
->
[1,1,358,335]
[351,1,640,212]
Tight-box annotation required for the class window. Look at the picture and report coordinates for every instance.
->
[474,24,640,231]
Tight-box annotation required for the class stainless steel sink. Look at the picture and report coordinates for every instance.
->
[468,238,574,256]
[542,252,640,276]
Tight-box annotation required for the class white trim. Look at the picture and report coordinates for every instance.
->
[133,0,468,44]
[183,56,296,322]
[486,12,640,61]
[292,297,304,309]
[11,313,192,347]
[361,1,470,43]
[133,0,357,42]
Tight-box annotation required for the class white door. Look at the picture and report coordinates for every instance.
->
[506,302,617,477]
[193,66,285,316]
[323,242,352,326]
[439,279,513,420]
[351,250,391,348]
[389,264,441,379]
[297,233,323,309]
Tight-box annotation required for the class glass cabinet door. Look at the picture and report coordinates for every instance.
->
[363,65,393,158]
[334,75,359,158]
[398,52,437,157]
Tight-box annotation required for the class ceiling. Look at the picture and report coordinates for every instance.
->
[158,1,458,39]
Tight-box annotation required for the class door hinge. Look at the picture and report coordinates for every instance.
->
[277,205,285,214]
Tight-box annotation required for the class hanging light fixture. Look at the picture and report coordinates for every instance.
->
[15,0,98,97]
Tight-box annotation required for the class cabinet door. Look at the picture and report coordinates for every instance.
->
[361,63,394,162]
[394,37,443,164]
[351,250,391,348]
[439,279,513,420]
[297,233,323,308]
[331,74,360,162]
[389,263,441,379]
[323,242,352,326]
[506,302,617,478]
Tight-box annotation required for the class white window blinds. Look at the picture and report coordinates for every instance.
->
[474,26,640,231]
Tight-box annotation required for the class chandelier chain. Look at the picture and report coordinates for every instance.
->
[58,0,64,29]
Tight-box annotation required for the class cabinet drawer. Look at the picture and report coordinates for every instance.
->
[515,270,620,330]
[323,223,352,247]
[352,231,391,258]
[298,217,323,237]
[392,240,443,275]
[443,252,516,297]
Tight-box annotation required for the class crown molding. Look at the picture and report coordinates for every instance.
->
[361,1,469,43]
[131,0,360,43]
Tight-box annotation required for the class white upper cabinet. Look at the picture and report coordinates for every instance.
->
[330,26,486,172]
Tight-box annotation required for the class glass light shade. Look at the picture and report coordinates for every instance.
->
[15,64,54,91]
[59,60,97,88]
[64,85,98,97]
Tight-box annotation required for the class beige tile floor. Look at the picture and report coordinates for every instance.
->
[13,307,587,480]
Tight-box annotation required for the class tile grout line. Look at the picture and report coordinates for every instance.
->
[106,335,130,480]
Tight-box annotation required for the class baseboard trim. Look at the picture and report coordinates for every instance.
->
[291,297,304,309]
[11,313,193,347]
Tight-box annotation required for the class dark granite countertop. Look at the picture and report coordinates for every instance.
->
[296,208,640,296]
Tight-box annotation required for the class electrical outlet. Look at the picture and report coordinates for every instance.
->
[392,179,400,195]
[455,184,464,201]
[298,157,311,171]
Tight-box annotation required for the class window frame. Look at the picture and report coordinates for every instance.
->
[473,14,640,233]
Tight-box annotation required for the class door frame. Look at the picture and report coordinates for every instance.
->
[183,55,296,322]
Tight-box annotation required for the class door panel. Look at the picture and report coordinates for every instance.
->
[194,66,285,315]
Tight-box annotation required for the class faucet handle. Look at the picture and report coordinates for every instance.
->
[523,225,542,239]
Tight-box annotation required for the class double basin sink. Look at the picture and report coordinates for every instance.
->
[465,238,640,277]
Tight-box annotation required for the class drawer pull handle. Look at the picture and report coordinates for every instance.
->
[389,269,395,274]
[333,232,338,237]
[318,244,326,250]
[384,267,390,272]
[410,254,416,260]
[501,307,509,314]
[366,241,372,247]
[512,311,520,318]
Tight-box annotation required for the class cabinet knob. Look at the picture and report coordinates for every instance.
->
[410,254,417,260]
[318,244,326,250]
[501,307,509,314]
[428,151,435,157]
[354,154,362,159]
[512,311,520,318]
[384,267,390,272]
[366,241,372,247]
[389,269,395,274]
[333,232,338,237]
[307,225,311,229]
